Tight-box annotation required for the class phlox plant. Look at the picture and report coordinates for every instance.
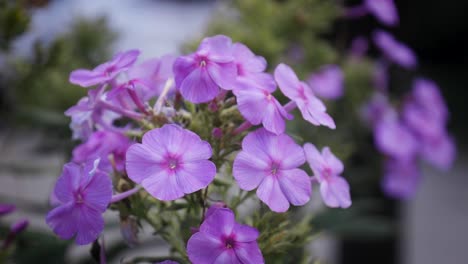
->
[46,35,351,264]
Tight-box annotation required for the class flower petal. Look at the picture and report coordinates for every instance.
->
[69,70,107,87]
[234,241,264,264]
[320,176,351,208]
[187,232,224,264]
[176,160,216,194]
[277,169,311,206]
[322,147,344,175]
[257,176,290,212]
[83,171,112,212]
[180,67,220,103]
[126,144,165,183]
[46,202,78,241]
[75,206,104,245]
[232,224,260,243]
[274,63,301,99]
[141,169,184,201]
[200,208,235,238]
[233,151,268,191]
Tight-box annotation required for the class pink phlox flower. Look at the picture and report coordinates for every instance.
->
[65,88,121,140]
[108,54,176,103]
[125,124,216,201]
[307,64,344,100]
[304,143,351,208]
[274,63,335,129]
[46,159,112,245]
[233,75,293,135]
[232,42,271,90]
[173,35,237,103]
[70,50,140,87]
[187,207,264,264]
[233,128,311,212]
[402,78,455,170]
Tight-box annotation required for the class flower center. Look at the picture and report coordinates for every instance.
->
[224,236,236,249]
[75,191,85,204]
[263,90,272,101]
[322,167,332,181]
[199,58,207,67]
[168,158,179,170]
[270,162,280,175]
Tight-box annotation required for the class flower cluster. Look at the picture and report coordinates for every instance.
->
[350,0,456,199]
[46,35,351,262]
[363,79,455,199]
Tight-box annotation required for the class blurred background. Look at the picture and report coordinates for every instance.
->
[0,0,467,263]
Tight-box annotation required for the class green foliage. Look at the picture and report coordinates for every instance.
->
[0,0,30,50]
[5,17,116,127]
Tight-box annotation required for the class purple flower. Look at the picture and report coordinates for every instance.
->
[373,30,417,69]
[0,204,16,216]
[274,63,335,129]
[365,0,399,26]
[125,124,216,201]
[108,55,176,104]
[402,78,456,170]
[233,76,293,135]
[173,35,237,103]
[46,160,112,245]
[65,88,120,140]
[233,128,311,212]
[128,54,176,98]
[70,50,140,87]
[187,207,264,264]
[72,131,132,172]
[232,42,271,89]
[304,144,351,208]
[307,65,344,100]
[382,159,420,199]
[374,115,418,160]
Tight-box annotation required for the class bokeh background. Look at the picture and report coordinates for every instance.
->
[0,0,467,263]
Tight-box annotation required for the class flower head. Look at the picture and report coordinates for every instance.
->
[382,159,420,199]
[365,0,399,26]
[125,124,216,200]
[373,30,417,69]
[233,128,311,212]
[46,160,112,245]
[173,35,237,103]
[307,64,344,100]
[234,76,293,135]
[70,50,140,87]
[304,144,351,208]
[187,207,264,264]
[274,63,335,129]
[402,78,456,170]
